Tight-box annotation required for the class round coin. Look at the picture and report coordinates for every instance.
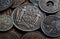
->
[29,0,39,6]
[21,32,46,39]
[11,0,25,8]
[0,0,13,11]
[0,15,13,31]
[41,15,60,37]
[12,4,45,31]
[39,0,60,13]
[0,32,19,39]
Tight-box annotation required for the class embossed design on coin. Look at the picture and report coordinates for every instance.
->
[12,4,45,31]
[41,15,60,37]
[0,0,13,11]
[39,0,60,13]
[0,15,13,31]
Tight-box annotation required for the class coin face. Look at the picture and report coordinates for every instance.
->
[0,32,19,39]
[0,0,13,11]
[0,15,13,31]
[39,0,60,13]
[12,4,45,31]
[21,32,46,39]
[29,0,39,6]
[11,0,25,8]
[41,15,60,37]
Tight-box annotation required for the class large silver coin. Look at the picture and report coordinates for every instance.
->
[41,15,60,37]
[0,32,19,39]
[21,32,46,39]
[0,0,13,11]
[0,15,13,31]
[11,0,25,8]
[12,4,45,31]
[39,0,60,13]
[29,0,39,6]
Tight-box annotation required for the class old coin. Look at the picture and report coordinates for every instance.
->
[0,32,19,39]
[29,0,39,6]
[0,15,13,31]
[21,32,46,39]
[12,4,45,31]
[41,15,60,37]
[0,0,13,11]
[39,0,60,13]
[11,0,25,8]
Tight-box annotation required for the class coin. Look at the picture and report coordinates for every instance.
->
[29,0,39,6]
[21,32,46,39]
[39,0,60,13]
[41,15,60,37]
[0,32,19,39]
[11,0,25,8]
[12,4,45,31]
[0,0,13,11]
[0,15,13,31]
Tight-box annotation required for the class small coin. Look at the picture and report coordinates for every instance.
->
[41,15,60,37]
[39,0,60,13]
[0,0,13,11]
[11,0,25,8]
[0,15,13,31]
[29,0,39,6]
[21,32,46,39]
[12,4,45,31]
[0,32,19,39]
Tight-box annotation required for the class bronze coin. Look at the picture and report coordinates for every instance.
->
[41,15,60,37]
[21,32,46,39]
[39,0,60,13]
[0,15,13,31]
[0,0,13,11]
[12,4,45,31]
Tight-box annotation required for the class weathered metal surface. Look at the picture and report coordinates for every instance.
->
[39,0,60,13]
[41,15,60,37]
[12,4,45,31]
[0,15,13,31]
[0,0,13,11]
[21,32,46,39]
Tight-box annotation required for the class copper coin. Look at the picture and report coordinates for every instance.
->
[21,32,46,39]
[39,0,60,13]
[12,4,45,31]
[0,32,19,39]
[0,15,13,31]
[41,15,60,37]
[11,0,25,8]
[0,0,13,11]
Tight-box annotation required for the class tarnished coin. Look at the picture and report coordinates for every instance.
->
[41,15,60,37]
[0,0,13,11]
[11,0,25,8]
[29,0,39,6]
[0,32,19,39]
[39,0,60,13]
[0,15,13,31]
[21,32,46,39]
[12,4,45,31]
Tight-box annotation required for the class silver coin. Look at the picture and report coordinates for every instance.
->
[0,15,13,31]
[11,0,25,8]
[21,32,46,39]
[12,4,45,31]
[0,0,13,11]
[41,15,60,37]
[39,0,60,13]
[0,32,19,39]
[29,0,39,6]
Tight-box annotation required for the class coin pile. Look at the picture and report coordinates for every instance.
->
[0,0,60,39]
